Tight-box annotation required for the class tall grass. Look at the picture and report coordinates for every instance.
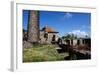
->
[23,44,67,62]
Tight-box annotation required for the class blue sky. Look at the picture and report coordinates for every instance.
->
[23,10,29,31]
[23,10,91,37]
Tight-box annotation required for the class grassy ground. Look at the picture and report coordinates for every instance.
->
[23,44,68,62]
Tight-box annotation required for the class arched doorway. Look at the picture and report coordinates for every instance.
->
[52,35,56,41]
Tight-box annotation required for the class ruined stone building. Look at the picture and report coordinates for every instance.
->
[66,38,91,47]
[40,25,59,44]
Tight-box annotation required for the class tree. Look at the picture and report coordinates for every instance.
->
[62,33,77,41]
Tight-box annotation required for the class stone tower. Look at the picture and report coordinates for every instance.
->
[27,10,40,44]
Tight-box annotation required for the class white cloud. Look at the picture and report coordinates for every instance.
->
[64,12,73,19]
[80,25,90,30]
[60,12,73,21]
[68,30,89,38]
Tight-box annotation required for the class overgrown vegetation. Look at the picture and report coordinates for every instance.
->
[23,44,68,62]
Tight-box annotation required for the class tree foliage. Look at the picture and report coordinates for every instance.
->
[62,33,77,41]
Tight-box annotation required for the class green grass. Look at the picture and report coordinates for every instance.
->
[23,44,68,62]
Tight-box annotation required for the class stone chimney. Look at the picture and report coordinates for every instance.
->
[27,10,40,44]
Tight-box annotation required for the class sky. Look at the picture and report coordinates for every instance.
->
[23,10,91,38]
